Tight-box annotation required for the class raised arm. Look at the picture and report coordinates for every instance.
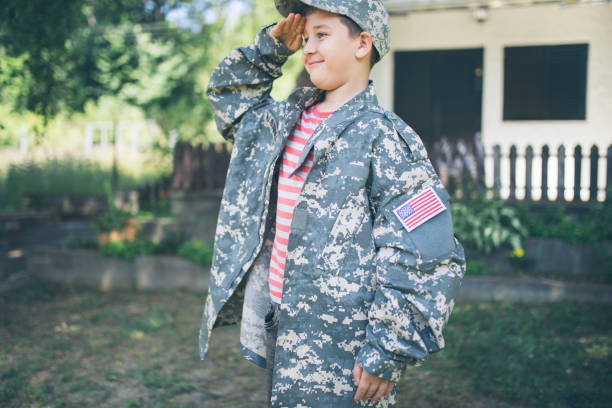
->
[206,13,305,141]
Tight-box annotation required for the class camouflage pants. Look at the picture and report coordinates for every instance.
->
[264,301,280,407]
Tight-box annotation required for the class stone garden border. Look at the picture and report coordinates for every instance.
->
[482,238,612,279]
[27,246,210,292]
[456,276,612,303]
[25,245,612,302]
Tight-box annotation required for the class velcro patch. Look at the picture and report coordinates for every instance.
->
[393,187,446,232]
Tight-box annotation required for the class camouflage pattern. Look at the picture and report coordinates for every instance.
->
[199,23,466,407]
[274,0,391,59]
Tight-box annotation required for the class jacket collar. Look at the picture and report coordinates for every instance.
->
[286,80,381,177]
[288,80,380,122]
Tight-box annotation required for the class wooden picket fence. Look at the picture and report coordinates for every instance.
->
[167,140,611,206]
[487,143,611,204]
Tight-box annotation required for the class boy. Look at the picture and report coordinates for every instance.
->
[199,0,466,406]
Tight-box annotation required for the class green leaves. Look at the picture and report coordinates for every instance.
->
[516,203,612,244]
[452,198,527,254]
[95,206,132,233]
[99,238,157,260]
[0,0,214,139]
[177,238,214,267]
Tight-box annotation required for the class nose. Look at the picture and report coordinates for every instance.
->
[303,36,315,54]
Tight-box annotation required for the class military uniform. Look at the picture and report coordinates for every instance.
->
[198,3,466,407]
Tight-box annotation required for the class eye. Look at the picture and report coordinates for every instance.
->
[317,32,327,38]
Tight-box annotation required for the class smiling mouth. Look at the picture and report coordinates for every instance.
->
[308,60,323,67]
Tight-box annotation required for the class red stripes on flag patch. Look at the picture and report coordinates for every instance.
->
[392,187,446,232]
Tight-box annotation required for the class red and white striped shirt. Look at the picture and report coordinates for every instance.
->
[269,104,331,303]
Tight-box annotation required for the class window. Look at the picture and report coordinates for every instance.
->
[503,44,588,120]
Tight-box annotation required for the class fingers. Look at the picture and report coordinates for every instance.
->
[371,381,394,403]
[353,366,394,402]
[353,362,363,387]
[354,379,383,402]
[270,13,305,52]
[365,382,378,400]
[354,369,377,402]
[288,17,306,50]
[282,13,305,50]
[385,382,395,397]
[285,13,302,33]
[271,13,298,37]
[353,378,369,402]
[371,383,387,403]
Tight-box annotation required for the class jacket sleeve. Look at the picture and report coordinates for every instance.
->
[355,119,466,382]
[206,23,294,141]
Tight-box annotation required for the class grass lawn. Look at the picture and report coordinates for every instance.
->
[1,282,610,408]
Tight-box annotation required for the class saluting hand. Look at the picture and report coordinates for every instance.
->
[270,12,305,53]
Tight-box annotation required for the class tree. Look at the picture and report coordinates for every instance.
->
[0,0,302,144]
[0,0,214,138]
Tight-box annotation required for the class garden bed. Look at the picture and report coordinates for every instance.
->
[473,238,612,285]
[25,244,612,303]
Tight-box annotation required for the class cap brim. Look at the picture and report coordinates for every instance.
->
[274,0,308,17]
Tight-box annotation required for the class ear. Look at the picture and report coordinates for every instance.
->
[355,32,373,61]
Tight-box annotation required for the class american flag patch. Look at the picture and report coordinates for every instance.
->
[393,187,446,232]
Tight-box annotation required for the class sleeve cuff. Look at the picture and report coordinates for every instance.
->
[254,23,295,64]
[356,343,423,383]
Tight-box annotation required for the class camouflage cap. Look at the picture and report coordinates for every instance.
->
[274,0,390,59]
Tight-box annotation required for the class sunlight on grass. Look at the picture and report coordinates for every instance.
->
[130,330,145,340]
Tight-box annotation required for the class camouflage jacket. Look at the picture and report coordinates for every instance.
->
[199,24,466,407]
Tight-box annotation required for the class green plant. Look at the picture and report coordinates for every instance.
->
[516,203,612,244]
[154,230,190,255]
[95,206,131,233]
[507,247,536,269]
[139,197,170,216]
[99,238,157,260]
[452,198,527,254]
[465,259,488,276]
[177,239,214,267]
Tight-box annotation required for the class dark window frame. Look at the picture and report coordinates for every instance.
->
[503,43,588,121]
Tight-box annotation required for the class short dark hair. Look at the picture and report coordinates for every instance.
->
[302,7,380,68]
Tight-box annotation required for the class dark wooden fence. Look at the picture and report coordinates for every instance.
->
[133,142,230,211]
[170,142,231,191]
[136,176,172,211]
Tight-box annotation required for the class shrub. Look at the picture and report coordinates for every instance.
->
[95,206,132,233]
[99,238,157,260]
[452,198,527,254]
[177,239,214,267]
[516,203,612,244]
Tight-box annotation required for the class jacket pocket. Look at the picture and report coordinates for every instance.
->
[317,189,370,274]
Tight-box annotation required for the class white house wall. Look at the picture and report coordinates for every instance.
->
[371,3,612,201]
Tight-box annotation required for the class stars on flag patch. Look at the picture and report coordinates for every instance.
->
[393,187,446,232]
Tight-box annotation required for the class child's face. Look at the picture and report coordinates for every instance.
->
[302,10,362,91]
